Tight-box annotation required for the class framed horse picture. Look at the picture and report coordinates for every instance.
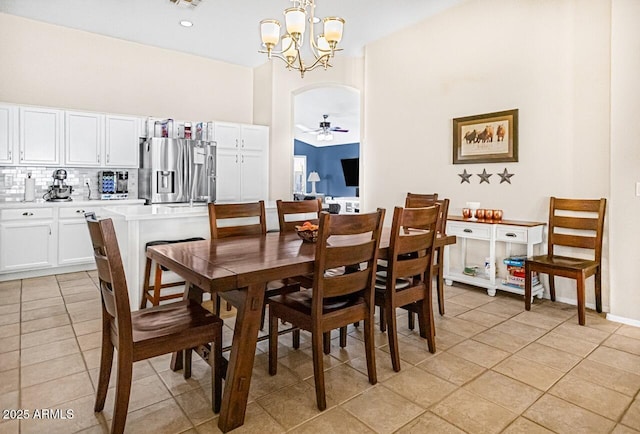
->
[453,109,518,164]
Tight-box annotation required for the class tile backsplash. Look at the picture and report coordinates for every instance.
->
[0,167,138,201]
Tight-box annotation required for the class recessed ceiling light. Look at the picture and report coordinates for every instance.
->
[309,17,321,24]
[180,20,193,27]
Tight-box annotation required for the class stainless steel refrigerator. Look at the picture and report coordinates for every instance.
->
[139,138,216,204]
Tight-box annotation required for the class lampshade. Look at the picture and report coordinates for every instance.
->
[284,7,306,36]
[260,20,281,46]
[307,171,320,182]
[323,17,345,43]
[282,35,297,59]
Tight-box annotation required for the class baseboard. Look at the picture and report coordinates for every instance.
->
[606,314,640,328]
[552,295,610,314]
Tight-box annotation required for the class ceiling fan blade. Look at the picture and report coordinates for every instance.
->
[331,127,349,132]
[295,124,315,133]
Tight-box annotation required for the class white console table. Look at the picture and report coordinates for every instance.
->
[444,216,546,299]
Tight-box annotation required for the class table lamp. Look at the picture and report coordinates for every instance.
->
[308,171,320,194]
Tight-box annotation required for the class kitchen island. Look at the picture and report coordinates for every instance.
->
[103,202,279,309]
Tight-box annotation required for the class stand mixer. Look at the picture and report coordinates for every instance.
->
[44,169,73,201]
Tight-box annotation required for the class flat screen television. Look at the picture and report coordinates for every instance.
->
[340,158,359,187]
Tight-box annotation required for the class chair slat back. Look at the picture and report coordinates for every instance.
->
[548,197,607,259]
[405,192,438,208]
[208,201,267,239]
[312,210,384,305]
[276,199,322,232]
[387,206,439,285]
[435,198,450,234]
[85,215,133,344]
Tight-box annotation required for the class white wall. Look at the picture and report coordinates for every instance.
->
[363,0,617,315]
[0,13,253,123]
[609,0,640,324]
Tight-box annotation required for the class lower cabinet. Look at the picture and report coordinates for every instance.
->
[57,207,99,265]
[0,219,55,272]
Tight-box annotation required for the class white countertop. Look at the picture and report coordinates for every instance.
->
[0,198,145,209]
[103,201,277,221]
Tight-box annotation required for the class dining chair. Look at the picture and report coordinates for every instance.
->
[85,214,223,434]
[525,197,607,325]
[405,192,438,208]
[268,209,385,410]
[140,237,205,309]
[375,205,439,371]
[208,201,301,326]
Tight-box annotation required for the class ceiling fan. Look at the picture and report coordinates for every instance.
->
[297,114,349,141]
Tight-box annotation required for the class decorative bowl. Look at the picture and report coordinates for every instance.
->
[295,227,318,243]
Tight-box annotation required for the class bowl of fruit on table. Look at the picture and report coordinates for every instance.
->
[294,221,319,243]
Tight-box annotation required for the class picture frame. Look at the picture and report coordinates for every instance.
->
[453,109,518,164]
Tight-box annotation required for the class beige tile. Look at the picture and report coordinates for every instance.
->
[493,355,564,391]
[588,346,640,374]
[511,310,565,330]
[515,342,581,372]
[342,385,424,434]
[21,337,80,367]
[56,271,90,282]
[158,363,212,397]
[569,359,640,397]
[472,329,532,353]
[0,369,19,394]
[404,327,465,351]
[63,290,100,305]
[530,302,578,321]
[20,304,67,322]
[524,394,615,434]
[440,301,472,317]
[417,351,485,386]
[396,411,465,434]
[21,296,64,312]
[435,316,487,338]
[617,325,640,340]
[277,345,343,381]
[0,323,19,338]
[256,381,323,430]
[72,318,102,336]
[447,339,510,368]
[21,371,94,409]
[347,347,399,383]
[21,313,70,334]
[69,307,103,324]
[535,331,599,357]
[583,312,622,334]
[21,324,75,349]
[379,335,438,366]
[604,333,640,356]
[21,353,86,388]
[491,319,547,342]
[78,331,102,351]
[88,360,157,391]
[383,366,456,409]
[0,303,19,315]
[148,353,173,373]
[476,298,525,317]
[245,360,301,400]
[195,402,284,434]
[175,386,217,426]
[305,364,373,405]
[58,277,95,288]
[0,420,19,434]
[431,388,517,434]
[549,375,632,421]
[0,312,19,326]
[21,287,61,302]
[0,280,21,291]
[0,350,19,372]
[82,347,102,370]
[117,398,193,434]
[60,284,97,297]
[464,371,542,413]
[502,417,554,434]
[101,374,172,419]
[20,395,107,434]
[0,390,19,416]
[554,321,610,344]
[290,406,374,434]
[456,309,508,327]
[447,291,495,309]
[622,399,640,431]
[612,424,640,434]
[0,335,19,354]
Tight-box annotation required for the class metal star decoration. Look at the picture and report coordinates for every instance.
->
[477,169,492,184]
[458,169,472,184]
[498,168,514,184]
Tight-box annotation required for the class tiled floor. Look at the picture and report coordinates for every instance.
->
[1,272,639,434]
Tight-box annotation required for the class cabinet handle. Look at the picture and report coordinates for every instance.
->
[463,228,472,233]
[49,226,52,235]
[22,212,33,216]
[75,209,85,213]
[8,150,11,160]
[20,150,24,161]
[235,155,238,163]
[241,139,245,148]
[107,154,110,163]
[97,154,100,163]
[505,233,517,237]
[242,155,244,163]
[235,139,238,148]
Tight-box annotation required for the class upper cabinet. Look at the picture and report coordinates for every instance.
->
[104,115,139,168]
[19,106,63,165]
[0,104,17,165]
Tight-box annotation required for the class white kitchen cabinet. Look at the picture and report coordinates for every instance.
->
[57,206,100,265]
[214,122,269,202]
[105,115,140,168]
[65,111,104,166]
[0,104,17,164]
[19,106,63,165]
[0,207,55,272]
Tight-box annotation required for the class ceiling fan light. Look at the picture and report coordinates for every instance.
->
[323,17,344,44]
[325,132,333,141]
[260,19,281,46]
[285,7,306,36]
[317,133,325,141]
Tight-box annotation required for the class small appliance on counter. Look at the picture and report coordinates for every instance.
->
[43,169,73,202]
[98,171,129,200]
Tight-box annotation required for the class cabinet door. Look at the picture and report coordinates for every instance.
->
[240,124,268,152]
[58,219,94,265]
[214,122,241,150]
[0,221,54,271]
[65,111,104,166]
[105,115,140,167]
[0,104,17,164]
[216,149,240,202]
[240,151,266,201]
[19,107,62,165]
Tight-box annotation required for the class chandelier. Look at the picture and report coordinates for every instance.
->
[259,0,345,78]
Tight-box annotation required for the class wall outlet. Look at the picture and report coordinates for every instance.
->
[84,177,91,186]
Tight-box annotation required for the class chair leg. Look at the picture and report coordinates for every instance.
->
[260,303,267,331]
[595,266,602,313]
[577,273,586,326]
[436,254,445,316]
[417,299,435,354]
[212,337,223,413]
[339,326,347,348]
[152,263,163,306]
[94,323,114,412]
[140,257,152,309]
[379,306,386,332]
[407,311,415,330]
[111,351,133,434]
[183,348,192,379]
[549,274,556,301]
[268,310,278,376]
[323,332,331,354]
[292,329,300,349]
[363,315,377,385]
[386,302,401,372]
[311,329,327,411]
[524,263,533,311]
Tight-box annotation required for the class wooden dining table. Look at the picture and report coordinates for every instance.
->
[146,228,455,432]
